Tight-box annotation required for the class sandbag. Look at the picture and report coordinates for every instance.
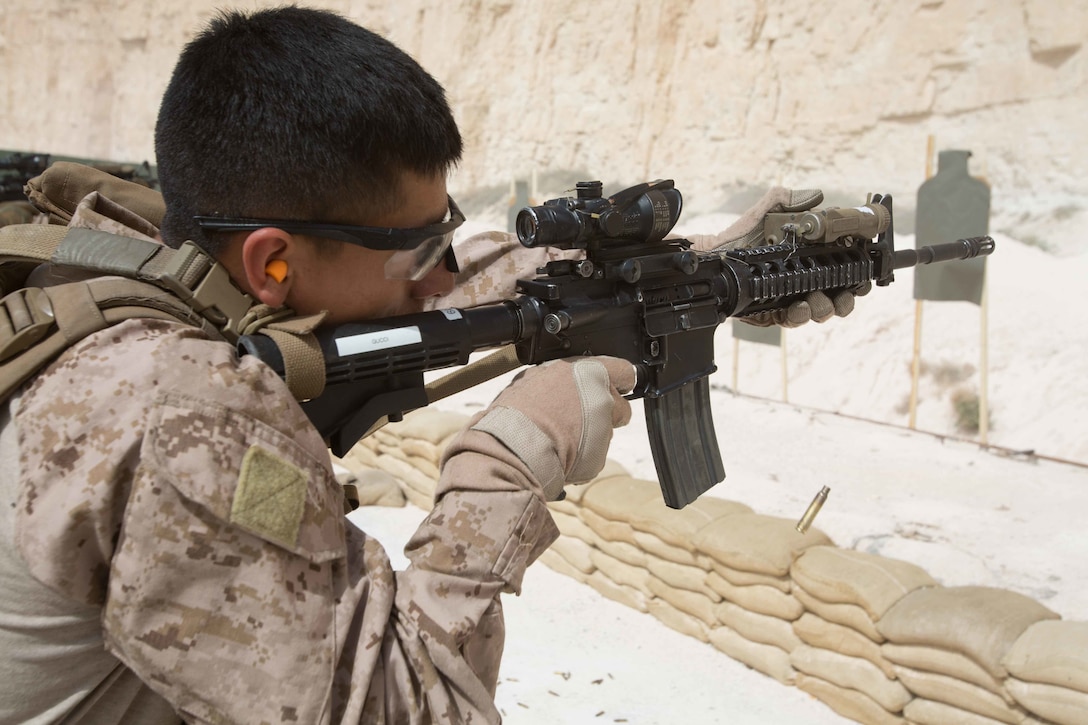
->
[791,545,937,619]
[383,407,470,445]
[876,586,1060,679]
[647,597,709,642]
[881,643,1006,695]
[709,573,804,621]
[646,555,720,601]
[646,576,717,628]
[793,613,896,678]
[791,645,912,713]
[893,666,1025,724]
[717,600,802,653]
[1005,678,1088,725]
[585,570,648,612]
[708,627,795,685]
[793,584,884,642]
[693,512,831,576]
[904,697,1012,725]
[548,535,596,574]
[794,673,906,725]
[1002,620,1088,694]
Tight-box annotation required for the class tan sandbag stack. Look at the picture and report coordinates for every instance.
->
[787,546,936,724]
[876,586,1060,725]
[338,408,467,508]
[578,476,761,649]
[1001,621,1088,725]
[345,410,1085,725]
[690,511,830,684]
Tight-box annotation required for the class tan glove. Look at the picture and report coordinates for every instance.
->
[686,187,869,328]
[442,356,635,501]
[743,286,864,328]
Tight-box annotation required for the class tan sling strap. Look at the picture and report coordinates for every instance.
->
[249,308,329,401]
[424,345,522,405]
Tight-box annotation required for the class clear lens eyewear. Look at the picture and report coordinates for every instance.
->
[383,230,458,280]
[194,195,465,281]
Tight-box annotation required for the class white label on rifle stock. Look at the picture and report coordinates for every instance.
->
[439,308,463,320]
[335,326,423,357]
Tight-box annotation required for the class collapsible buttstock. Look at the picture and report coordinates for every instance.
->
[643,376,726,508]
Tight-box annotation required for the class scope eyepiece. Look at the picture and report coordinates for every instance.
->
[516,203,587,248]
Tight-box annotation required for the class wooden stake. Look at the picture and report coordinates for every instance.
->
[781,330,789,403]
[908,134,936,429]
[732,336,740,393]
[909,299,923,429]
[979,271,990,444]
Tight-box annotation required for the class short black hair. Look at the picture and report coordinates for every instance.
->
[154,5,463,254]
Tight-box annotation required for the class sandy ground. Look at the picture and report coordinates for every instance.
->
[347,214,1087,723]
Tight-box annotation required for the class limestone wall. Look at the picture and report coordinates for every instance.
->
[1,0,1085,251]
[342,408,1088,725]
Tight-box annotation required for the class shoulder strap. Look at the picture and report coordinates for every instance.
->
[0,277,213,402]
[0,223,255,340]
[0,223,327,403]
[0,220,68,265]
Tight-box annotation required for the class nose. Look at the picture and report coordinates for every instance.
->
[410,263,456,299]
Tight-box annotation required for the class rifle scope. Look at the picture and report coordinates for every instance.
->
[516,179,683,250]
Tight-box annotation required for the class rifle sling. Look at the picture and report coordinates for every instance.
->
[424,345,522,404]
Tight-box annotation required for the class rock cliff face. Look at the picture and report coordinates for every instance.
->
[1,0,1084,251]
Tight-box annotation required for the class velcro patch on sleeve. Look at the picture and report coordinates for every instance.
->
[231,445,307,549]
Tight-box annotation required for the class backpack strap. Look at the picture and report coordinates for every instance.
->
[0,223,256,342]
[55,229,256,341]
[0,223,328,402]
[0,276,218,401]
[0,221,67,266]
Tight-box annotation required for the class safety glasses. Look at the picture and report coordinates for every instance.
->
[194,195,465,280]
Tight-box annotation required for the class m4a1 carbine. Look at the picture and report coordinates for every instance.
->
[240,179,995,509]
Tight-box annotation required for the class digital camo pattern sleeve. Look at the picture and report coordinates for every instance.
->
[427,230,579,310]
[11,317,555,724]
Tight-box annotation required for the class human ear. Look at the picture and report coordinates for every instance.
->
[240,227,293,308]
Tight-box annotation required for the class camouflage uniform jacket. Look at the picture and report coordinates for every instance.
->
[0,192,560,724]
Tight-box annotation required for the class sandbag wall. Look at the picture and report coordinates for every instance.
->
[339,409,1088,725]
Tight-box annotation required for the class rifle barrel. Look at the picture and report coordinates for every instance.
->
[892,236,995,269]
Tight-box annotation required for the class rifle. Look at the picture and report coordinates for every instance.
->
[239,179,995,509]
[0,150,158,202]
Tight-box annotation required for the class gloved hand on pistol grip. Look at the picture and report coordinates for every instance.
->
[451,356,635,501]
[685,186,870,328]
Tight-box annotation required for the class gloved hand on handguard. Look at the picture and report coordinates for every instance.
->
[685,187,871,328]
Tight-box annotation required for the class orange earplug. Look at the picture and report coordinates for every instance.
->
[265,259,288,283]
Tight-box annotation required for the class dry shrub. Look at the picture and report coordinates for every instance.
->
[950,386,993,434]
